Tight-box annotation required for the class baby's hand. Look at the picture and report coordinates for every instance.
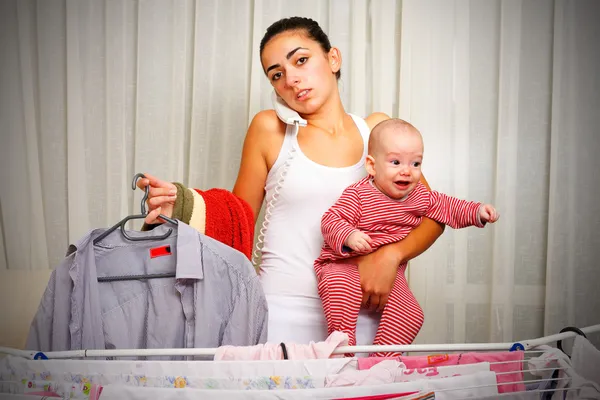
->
[480,204,499,224]
[344,231,373,252]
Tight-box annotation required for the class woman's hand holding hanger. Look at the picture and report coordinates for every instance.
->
[135,173,177,224]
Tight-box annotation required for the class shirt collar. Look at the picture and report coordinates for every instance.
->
[174,222,204,280]
[86,221,204,281]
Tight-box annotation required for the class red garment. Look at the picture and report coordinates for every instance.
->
[194,188,254,260]
[315,178,483,355]
[232,192,255,262]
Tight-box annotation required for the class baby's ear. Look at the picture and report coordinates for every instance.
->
[365,155,376,176]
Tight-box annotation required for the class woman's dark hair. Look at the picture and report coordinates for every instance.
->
[259,17,341,80]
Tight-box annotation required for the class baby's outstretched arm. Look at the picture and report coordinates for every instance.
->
[479,204,500,224]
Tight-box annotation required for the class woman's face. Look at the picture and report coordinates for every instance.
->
[261,31,340,115]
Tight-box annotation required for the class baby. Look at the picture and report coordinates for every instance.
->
[314,118,498,355]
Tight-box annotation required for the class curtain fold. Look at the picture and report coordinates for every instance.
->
[545,0,600,346]
[0,0,598,346]
[398,0,598,345]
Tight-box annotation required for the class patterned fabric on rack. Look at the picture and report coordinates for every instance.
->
[0,356,354,382]
[21,379,103,399]
[0,365,322,391]
[97,372,498,399]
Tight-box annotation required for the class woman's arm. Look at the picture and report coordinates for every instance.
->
[139,111,279,227]
[232,110,282,221]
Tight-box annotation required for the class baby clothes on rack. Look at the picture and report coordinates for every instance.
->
[94,371,498,399]
[4,327,600,399]
[325,360,491,387]
[358,351,526,393]
[26,222,268,357]
[333,393,436,400]
[0,354,498,399]
[474,392,540,399]
[214,331,349,361]
[19,380,102,399]
[0,355,354,392]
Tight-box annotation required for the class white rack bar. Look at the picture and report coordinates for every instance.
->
[1,324,597,360]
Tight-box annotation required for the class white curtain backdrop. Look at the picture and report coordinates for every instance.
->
[1,0,598,346]
[400,0,600,347]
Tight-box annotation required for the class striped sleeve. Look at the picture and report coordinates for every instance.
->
[321,186,362,255]
[173,183,194,224]
[425,191,485,229]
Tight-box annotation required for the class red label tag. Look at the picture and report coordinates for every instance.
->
[427,354,449,364]
[150,245,171,258]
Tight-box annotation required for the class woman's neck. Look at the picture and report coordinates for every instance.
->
[301,94,347,135]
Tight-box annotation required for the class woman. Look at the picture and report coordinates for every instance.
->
[139,17,444,345]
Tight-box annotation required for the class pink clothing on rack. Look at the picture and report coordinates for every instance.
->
[357,351,525,393]
[326,360,490,388]
[327,360,405,387]
[213,331,349,361]
[358,356,400,369]
[333,392,434,400]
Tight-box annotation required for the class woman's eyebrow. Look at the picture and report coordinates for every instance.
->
[266,47,309,73]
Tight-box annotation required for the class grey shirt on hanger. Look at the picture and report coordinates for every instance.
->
[25,222,268,359]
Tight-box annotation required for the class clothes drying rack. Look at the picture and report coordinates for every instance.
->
[1,324,598,399]
[1,324,598,360]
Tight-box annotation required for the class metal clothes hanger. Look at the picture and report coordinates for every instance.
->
[93,173,178,245]
[94,173,179,282]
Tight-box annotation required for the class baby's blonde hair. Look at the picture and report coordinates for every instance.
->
[368,118,420,155]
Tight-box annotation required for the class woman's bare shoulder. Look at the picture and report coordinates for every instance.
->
[245,109,288,168]
[365,112,391,130]
[247,109,287,139]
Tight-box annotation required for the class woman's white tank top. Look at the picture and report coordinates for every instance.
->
[259,114,370,299]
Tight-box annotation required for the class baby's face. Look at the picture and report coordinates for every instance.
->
[371,128,423,200]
